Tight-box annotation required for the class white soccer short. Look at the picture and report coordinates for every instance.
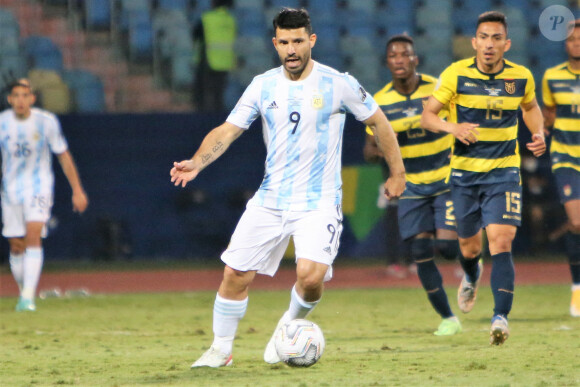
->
[1,192,52,238]
[221,204,343,281]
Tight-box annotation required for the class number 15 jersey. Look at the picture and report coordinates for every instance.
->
[432,57,536,186]
[227,61,379,211]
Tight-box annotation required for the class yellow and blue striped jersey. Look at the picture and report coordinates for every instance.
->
[367,74,453,197]
[542,62,580,173]
[433,57,536,186]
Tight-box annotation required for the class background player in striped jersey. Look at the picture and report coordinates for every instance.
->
[365,35,461,335]
[0,79,88,311]
[171,8,405,368]
[542,19,580,317]
[421,11,546,345]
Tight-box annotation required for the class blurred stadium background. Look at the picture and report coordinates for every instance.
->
[0,0,578,263]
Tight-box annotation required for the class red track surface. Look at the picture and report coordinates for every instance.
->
[0,262,570,297]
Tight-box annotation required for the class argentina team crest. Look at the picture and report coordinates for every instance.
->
[504,80,516,95]
[311,92,324,109]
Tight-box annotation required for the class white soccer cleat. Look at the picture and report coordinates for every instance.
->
[264,311,289,364]
[191,346,233,368]
[489,315,509,345]
[457,259,483,313]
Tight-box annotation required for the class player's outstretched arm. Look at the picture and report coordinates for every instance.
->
[364,109,405,199]
[521,98,546,157]
[421,96,479,145]
[56,150,88,214]
[170,122,244,187]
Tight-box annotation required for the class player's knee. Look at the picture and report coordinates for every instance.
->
[488,235,513,253]
[411,238,434,262]
[458,236,482,258]
[296,268,324,294]
[435,239,460,261]
[24,235,42,248]
[10,246,25,255]
[459,245,480,259]
[222,266,254,292]
[296,260,327,292]
[9,239,26,255]
[569,218,580,234]
[296,272,323,293]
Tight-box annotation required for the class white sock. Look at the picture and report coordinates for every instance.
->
[9,253,24,292]
[212,294,248,355]
[288,284,319,320]
[573,284,580,291]
[21,247,43,300]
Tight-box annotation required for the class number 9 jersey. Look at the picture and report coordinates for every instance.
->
[226,61,378,211]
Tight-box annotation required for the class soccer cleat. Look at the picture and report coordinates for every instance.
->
[264,311,289,364]
[191,346,233,368]
[489,315,509,345]
[15,297,36,312]
[434,316,462,336]
[571,288,580,317]
[457,259,483,313]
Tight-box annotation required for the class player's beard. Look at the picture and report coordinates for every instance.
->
[283,52,310,76]
[478,51,504,72]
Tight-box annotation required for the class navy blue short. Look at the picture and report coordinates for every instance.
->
[451,182,522,239]
[397,191,456,241]
[554,168,580,204]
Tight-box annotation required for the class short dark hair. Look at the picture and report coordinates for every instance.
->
[477,11,508,34]
[273,8,312,35]
[9,79,32,93]
[386,34,414,51]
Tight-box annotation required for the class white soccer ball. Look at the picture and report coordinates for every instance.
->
[274,318,325,367]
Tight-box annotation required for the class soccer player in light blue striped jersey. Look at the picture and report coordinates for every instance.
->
[0,79,88,312]
[171,8,406,368]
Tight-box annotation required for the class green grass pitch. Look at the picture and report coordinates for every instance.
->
[1,285,578,386]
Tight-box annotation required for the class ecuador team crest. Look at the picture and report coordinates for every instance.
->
[504,80,516,95]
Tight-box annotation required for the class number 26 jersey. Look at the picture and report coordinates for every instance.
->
[0,108,68,204]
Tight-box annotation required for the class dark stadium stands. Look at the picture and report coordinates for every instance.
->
[1,0,579,112]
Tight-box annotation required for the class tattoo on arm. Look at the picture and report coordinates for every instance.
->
[201,141,225,166]
[212,141,224,153]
